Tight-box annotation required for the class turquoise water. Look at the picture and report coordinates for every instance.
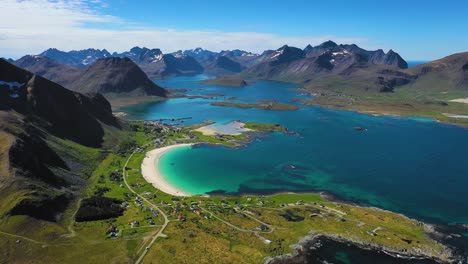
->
[122,75,468,225]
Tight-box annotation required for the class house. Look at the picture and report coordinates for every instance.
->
[178,214,186,221]
[130,220,140,228]
[246,209,261,216]
[193,209,202,215]
[107,224,117,234]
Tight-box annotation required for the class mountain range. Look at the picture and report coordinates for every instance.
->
[39,48,112,67]
[112,47,204,78]
[11,41,468,99]
[18,41,407,80]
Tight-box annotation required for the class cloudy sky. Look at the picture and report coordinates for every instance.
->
[1,0,467,60]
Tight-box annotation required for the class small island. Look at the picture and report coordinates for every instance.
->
[212,100,300,111]
[202,76,250,87]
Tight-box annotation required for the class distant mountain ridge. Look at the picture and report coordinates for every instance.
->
[14,55,83,88]
[39,48,111,67]
[112,47,204,78]
[31,42,408,81]
[244,41,408,83]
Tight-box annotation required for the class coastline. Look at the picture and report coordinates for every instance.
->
[141,143,195,197]
[264,233,454,264]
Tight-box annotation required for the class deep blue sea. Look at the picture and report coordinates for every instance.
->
[121,75,468,226]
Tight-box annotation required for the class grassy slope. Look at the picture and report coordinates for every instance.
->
[0,123,452,263]
[0,131,14,185]
[0,121,134,263]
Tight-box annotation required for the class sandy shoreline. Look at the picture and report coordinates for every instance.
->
[141,144,195,197]
[194,120,253,136]
[449,98,468,104]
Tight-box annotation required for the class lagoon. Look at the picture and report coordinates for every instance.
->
[122,75,468,225]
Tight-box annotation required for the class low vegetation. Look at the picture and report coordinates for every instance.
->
[244,122,286,132]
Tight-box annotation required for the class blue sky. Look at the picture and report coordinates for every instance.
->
[1,0,467,60]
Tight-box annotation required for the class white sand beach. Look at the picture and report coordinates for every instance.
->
[449,98,468,104]
[194,120,253,136]
[141,144,195,197]
[442,113,468,119]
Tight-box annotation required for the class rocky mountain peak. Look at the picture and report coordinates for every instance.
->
[318,40,338,49]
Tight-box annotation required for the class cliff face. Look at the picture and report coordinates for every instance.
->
[0,59,122,222]
[0,59,119,147]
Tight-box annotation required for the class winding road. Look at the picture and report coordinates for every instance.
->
[122,149,170,264]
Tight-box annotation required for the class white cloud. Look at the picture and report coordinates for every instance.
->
[0,0,370,58]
